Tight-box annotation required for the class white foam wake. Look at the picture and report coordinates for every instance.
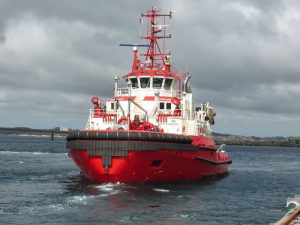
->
[153,188,170,193]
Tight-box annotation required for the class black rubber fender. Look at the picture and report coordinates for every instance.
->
[67,130,192,144]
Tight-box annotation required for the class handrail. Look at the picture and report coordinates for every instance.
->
[273,206,300,225]
[116,99,125,116]
[116,87,178,97]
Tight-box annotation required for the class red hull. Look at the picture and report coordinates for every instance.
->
[68,145,231,183]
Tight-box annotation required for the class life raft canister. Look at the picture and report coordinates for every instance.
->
[171,97,180,106]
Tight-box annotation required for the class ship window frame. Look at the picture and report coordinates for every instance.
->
[159,102,165,110]
[111,102,114,110]
[173,79,178,91]
[153,77,164,89]
[166,102,171,110]
[164,78,173,90]
[129,77,139,89]
[139,77,151,89]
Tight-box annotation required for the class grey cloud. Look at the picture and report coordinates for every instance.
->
[0,0,299,136]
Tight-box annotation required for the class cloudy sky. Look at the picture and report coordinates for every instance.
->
[0,0,299,137]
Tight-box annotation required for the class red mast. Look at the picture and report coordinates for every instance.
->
[140,7,172,70]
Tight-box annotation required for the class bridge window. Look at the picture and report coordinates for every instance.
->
[111,102,114,110]
[153,78,164,88]
[129,77,139,88]
[140,77,150,88]
[164,78,173,90]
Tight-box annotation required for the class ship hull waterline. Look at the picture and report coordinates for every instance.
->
[69,144,231,183]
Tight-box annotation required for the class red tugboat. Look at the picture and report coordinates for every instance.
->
[67,7,231,183]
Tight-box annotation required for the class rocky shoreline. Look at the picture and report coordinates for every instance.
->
[213,132,300,147]
[0,127,299,147]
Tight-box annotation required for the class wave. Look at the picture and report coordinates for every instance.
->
[67,195,95,205]
[95,183,117,191]
[153,188,170,193]
[15,203,68,215]
[8,134,52,138]
[94,182,123,195]
[48,204,66,211]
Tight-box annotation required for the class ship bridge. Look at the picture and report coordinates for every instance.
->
[119,70,179,97]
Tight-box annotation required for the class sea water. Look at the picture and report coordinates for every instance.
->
[0,134,300,225]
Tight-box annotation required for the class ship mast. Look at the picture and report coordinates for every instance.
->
[140,7,172,70]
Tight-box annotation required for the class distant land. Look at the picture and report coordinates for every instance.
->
[213,132,299,148]
[0,127,299,147]
[0,127,71,134]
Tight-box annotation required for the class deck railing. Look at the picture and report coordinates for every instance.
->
[116,88,178,97]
